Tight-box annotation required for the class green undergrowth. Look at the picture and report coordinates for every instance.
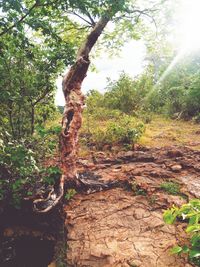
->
[65,189,77,201]
[0,126,61,208]
[80,111,145,151]
[163,199,200,266]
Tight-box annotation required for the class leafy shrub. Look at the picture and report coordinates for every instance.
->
[0,138,39,179]
[42,166,61,185]
[163,199,200,266]
[104,72,152,114]
[88,115,145,149]
[137,110,153,124]
[0,138,39,207]
[33,125,61,161]
[84,107,122,121]
[0,136,61,208]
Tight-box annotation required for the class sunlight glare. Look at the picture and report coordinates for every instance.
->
[155,0,200,85]
[178,0,200,52]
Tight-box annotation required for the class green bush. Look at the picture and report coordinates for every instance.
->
[0,135,61,208]
[42,166,61,185]
[84,107,122,121]
[88,115,145,149]
[0,138,39,207]
[104,72,152,114]
[163,199,200,266]
[29,124,62,161]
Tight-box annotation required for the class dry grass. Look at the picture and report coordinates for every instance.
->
[139,115,200,149]
[45,113,200,153]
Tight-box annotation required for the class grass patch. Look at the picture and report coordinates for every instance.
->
[65,188,77,200]
[139,115,200,149]
[160,181,180,195]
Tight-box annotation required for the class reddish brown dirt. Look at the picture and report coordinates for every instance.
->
[64,146,200,267]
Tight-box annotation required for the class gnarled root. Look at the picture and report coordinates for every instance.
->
[33,175,65,213]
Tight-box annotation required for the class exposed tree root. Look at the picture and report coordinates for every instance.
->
[33,175,65,213]
[77,172,126,193]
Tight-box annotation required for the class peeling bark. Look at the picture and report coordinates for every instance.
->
[33,16,110,213]
[60,56,90,181]
[60,15,110,182]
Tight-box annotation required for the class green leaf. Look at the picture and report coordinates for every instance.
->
[186,225,200,233]
[189,215,199,225]
[163,209,177,224]
[170,246,182,254]
[182,245,189,253]
[189,249,200,258]
[65,189,77,200]
[191,234,200,246]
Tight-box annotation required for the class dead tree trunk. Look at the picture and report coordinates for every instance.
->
[60,15,110,183]
[33,15,110,212]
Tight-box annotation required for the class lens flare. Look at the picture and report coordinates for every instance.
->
[156,0,200,85]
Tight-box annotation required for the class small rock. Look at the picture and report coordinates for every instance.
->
[133,143,140,150]
[194,165,200,171]
[167,150,183,158]
[79,159,90,166]
[117,151,134,159]
[171,164,182,172]
[96,151,106,157]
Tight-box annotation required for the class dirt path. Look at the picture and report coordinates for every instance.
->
[64,146,200,266]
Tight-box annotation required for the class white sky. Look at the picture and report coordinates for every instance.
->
[55,40,146,106]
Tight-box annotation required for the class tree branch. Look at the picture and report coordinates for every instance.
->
[85,11,96,27]
[0,0,60,37]
[0,2,38,37]
[69,11,94,27]
[113,8,158,35]
[77,15,110,59]
[33,89,52,106]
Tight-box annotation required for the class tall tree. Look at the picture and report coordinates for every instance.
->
[52,0,161,213]
[0,0,163,212]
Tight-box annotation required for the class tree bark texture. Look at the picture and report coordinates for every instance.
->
[60,16,110,182]
[33,16,110,212]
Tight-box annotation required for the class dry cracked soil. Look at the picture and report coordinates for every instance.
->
[64,146,200,267]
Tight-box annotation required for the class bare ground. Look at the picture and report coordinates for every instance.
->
[64,145,200,267]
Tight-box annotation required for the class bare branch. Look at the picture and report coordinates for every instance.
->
[69,11,94,27]
[113,7,158,35]
[113,8,157,21]
[85,11,96,27]
[33,89,52,106]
